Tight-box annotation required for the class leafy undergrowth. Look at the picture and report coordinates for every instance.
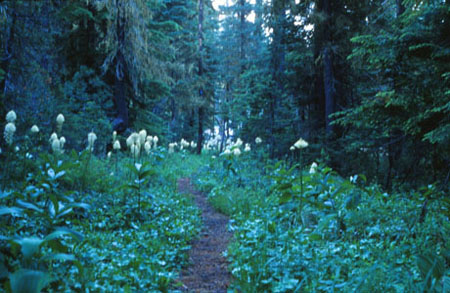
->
[0,151,204,292]
[195,154,450,292]
[1,142,449,292]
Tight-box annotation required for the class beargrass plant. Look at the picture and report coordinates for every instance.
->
[125,161,154,217]
[193,153,449,292]
[0,154,86,292]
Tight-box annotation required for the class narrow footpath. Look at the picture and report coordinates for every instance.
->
[177,178,231,292]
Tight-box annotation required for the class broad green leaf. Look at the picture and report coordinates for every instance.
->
[417,253,445,281]
[44,253,76,262]
[279,192,292,204]
[0,206,24,216]
[14,237,44,259]
[16,200,43,213]
[9,269,49,293]
[44,227,83,242]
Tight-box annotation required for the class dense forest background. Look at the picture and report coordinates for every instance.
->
[1,0,449,188]
[0,0,449,291]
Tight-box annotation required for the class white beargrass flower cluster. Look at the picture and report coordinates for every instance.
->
[255,137,262,144]
[144,140,151,155]
[112,131,121,159]
[167,137,197,153]
[31,125,39,133]
[139,130,147,145]
[127,132,141,159]
[6,110,17,123]
[56,113,65,133]
[4,110,17,145]
[202,129,222,151]
[168,142,177,153]
[126,129,158,158]
[113,140,121,150]
[234,138,243,148]
[309,162,318,174]
[50,132,65,154]
[180,138,190,150]
[56,113,65,125]
[87,132,97,152]
[130,144,140,159]
[293,138,308,149]
[4,122,16,146]
[220,137,252,157]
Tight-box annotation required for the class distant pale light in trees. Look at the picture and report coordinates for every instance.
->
[246,11,255,23]
[213,0,256,23]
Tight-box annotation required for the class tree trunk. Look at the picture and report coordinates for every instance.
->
[385,0,406,188]
[113,0,129,132]
[1,0,18,97]
[196,0,204,154]
[269,1,286,158]
[396,0,405,17]
[323,46,335,135]
[322,0,335,136]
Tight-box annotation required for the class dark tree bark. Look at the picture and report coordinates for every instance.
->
[323,46,335,135]
[396,0,405,17]
[196,0,204,154]
[1,0,17,97]
[312,0,336,136]
[112,0,129,132]
[385,0,406,189]
[268,1,286,158]
[322,0,335,136]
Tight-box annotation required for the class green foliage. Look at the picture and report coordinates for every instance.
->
[0,156,85,291]
[0,126,201,291]
[195,154,450,292]
[334,0,450,185]
[124,161,155,216]
[60,67,113,153]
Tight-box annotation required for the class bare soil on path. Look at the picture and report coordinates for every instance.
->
[177,177,232,292]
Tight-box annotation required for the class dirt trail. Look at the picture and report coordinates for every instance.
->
[177,177,232,292]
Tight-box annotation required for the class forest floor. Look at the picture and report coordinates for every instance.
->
[177,177,232,292]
